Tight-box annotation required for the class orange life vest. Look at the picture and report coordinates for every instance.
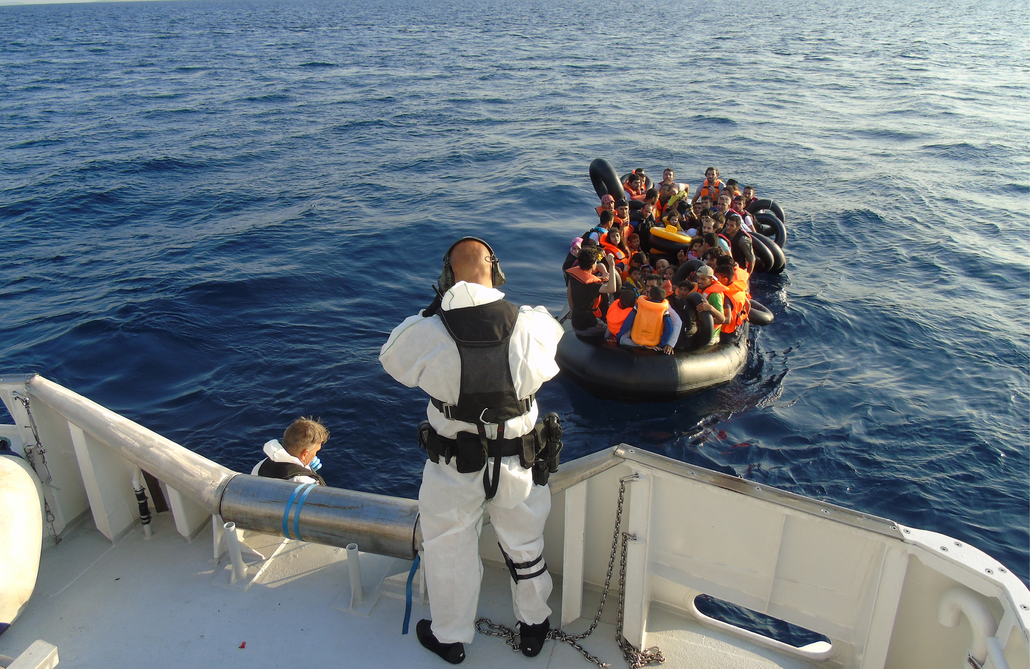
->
[565,266,604,317]
[606,302,633,337]
[734,267,751,296]
[698,178,725,201]
[630,296,669,347]
[623,182,647,202]
[720,279,749,334]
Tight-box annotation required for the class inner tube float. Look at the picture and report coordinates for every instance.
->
[753,211,787,249]
[589,158,625,202]
[648,226,692,256]
[746,198,785,225]
[748,231,776,274]
[749,299,774,326]
[672,259,704,284]
[556,317,749,402]
[749,230,786,274]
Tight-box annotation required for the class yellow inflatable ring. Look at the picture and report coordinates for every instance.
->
[649,225,691,244]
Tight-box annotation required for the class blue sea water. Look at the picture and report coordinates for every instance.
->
[1,0,1027,588]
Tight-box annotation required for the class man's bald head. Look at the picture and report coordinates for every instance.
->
[449,239,494,288]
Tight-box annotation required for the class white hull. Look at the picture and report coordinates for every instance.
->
[0,374,1026,669]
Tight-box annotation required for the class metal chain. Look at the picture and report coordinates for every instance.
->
[615,531,665,668]
[13,392,60,541]
[475,473,662,668]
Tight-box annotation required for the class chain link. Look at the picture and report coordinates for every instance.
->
[475,473,663,668]
[13,392,60,542]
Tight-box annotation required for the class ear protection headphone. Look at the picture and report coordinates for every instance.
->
[438,236,506,292]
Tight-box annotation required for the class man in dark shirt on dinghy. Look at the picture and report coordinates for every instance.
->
[566,248,619,337]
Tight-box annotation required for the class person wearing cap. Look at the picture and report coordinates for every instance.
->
[380,238,563,664]
[693,264,730,346]
[594,193,616,217]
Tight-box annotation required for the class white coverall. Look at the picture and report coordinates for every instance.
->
[380,281,564,645]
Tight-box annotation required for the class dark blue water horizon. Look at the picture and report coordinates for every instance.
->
[1,0,1027,585]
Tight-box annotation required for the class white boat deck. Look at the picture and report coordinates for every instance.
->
[1,512,816,669]
[3,376,1028,669]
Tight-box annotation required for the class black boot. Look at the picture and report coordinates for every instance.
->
[518,618,550,657]
[416,619,466,665]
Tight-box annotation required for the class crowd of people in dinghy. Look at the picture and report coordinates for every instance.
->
[563,166,761,354]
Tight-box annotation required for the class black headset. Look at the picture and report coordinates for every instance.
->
[438,236,506,292]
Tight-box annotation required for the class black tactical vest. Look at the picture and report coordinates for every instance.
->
[434,300,532,425]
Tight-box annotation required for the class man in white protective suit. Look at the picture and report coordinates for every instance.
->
[379,237,564,664]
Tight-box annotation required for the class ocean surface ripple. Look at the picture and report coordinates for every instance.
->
[1,0,1027,584]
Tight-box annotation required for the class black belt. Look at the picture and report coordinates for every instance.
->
[430,396,534,423]
[417,421,544,500]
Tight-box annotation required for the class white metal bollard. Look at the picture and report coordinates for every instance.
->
[347,543,362,607]
[223,522,246,583]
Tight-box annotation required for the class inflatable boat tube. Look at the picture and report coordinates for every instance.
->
[751,229,786,273]
[754,211,788,249]
[748,231,775,273]
[556,321,749,402]
[0,453,44,633]
[589,158,626,201]
[746,198,785,224]
[749,299,774,326]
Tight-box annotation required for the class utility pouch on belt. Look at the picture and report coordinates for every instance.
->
[532,413,564,486]
[418,422,488,473]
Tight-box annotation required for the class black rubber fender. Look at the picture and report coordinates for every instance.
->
[749,230,786,274]
[749,299,774,326]
[754,211,787,249]
[672,259,704,285]
[589,159,625,201]
[682,293,716,351]
[745,198,785,224]
[748,231,774,273]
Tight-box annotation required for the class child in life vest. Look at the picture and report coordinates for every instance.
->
[687,238,704,260]
[615,286,680,354]
[624,266,645,294]
[605,289,637,340]
[626,233,643,256]
[662,266,676,297]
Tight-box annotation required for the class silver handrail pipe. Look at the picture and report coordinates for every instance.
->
[20,375,420,559]
[17,374,622,561]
